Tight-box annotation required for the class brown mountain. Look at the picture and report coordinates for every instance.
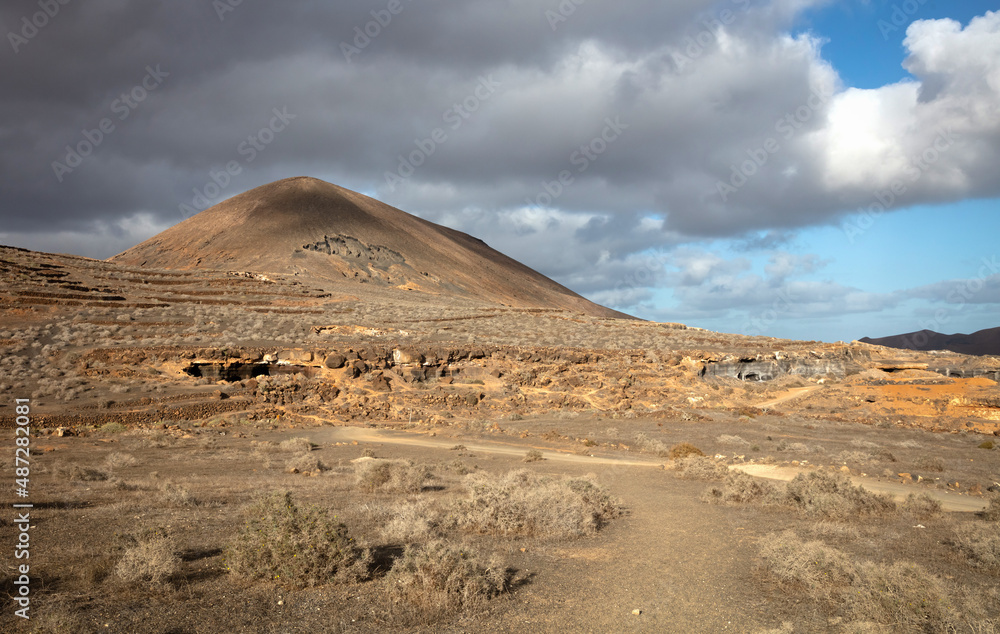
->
[111,176,631,319]
[859,327,1000,357]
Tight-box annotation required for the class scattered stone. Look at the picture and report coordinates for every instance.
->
[371,373,392,392]
[324,353,346,369]
[392,348,424,366]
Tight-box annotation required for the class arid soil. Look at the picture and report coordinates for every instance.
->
[2,238,999,633]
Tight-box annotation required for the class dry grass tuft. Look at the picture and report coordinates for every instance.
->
[355,459,432,493]
[55,463,109,482]
[279,437,315,453]
[385,540,510,623]
[760,530,960,630]
[979,495,1000,522]
[114,533,180,585]
[704,472,779,504]
[376,498,445,543]
[901,493,943,520]
[673,455,730,481]
[782,471,896,520]
[453,470,623,538]
[951,523,1000,569]
[284,453,328,474]
[523,449,544,463]
[105,452,138,469]
[668,442,705,460]
[223,491,369,587]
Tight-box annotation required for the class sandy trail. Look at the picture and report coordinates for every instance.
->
[757,385,822,409]
[315,426,988,513]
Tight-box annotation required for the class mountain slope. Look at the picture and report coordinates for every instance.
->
[110,176,631,319]
[859,327,1000,357]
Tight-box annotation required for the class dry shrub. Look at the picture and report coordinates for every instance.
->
[385,541,509,622]
[523,450,543,463]
[377,498,444,543]
[901,493,943,520]
[674,455,730,481]
[717,434,750,447]
[453,470,623,538]
[114,533,180,585]
[760,531,958,630]
[99,422,127,434]
[105,452,137,469]
[914,455,945,473]
[355,459,432,494]
[668,442,705,460]
[704,472,779,504]
[444,459,476,476]
[224,491,369,587]
[279,437,314,453]
[128,429,175,449]
[951,523,1000,569]
[284,453,328,474]
[55,463,109,482]
[759,530,854,595]
[159,481,199,507]
[634,432,670,456]
[704,471,896,521]
[980,495,1000,522]
[783,471,896,520]
[251,437,314,454]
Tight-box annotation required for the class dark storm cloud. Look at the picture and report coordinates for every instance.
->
[1,1,998,327]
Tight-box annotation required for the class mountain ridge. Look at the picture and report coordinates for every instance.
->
[110,176,632,320]
[860,326,1000,357]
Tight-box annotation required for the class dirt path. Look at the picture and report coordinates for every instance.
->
[757,385,822,409]
[316,427,987,514]
[316,427,769,632]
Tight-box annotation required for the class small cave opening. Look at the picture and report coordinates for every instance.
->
[183,362,316,382]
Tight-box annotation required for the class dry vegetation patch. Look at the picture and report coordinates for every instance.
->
[114,531,180,585]
[950,522,1000,569]
[706,470,898,520]
[760,530,964,631]
[454,470,623,538]
[223,491,370,587]
[384,540,511,623]
[354,458,433,493]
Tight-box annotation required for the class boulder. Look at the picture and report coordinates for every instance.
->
[371,373,392,392]
[393,348,425,366]
[324,353,347,369]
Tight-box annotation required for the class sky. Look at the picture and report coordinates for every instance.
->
[1,0,998,343]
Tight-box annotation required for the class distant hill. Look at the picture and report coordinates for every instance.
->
[111,176,631,319]
[859,327,1000,357]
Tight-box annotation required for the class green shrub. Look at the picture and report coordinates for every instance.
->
[223,491,369,587]
[100,422,127,434]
